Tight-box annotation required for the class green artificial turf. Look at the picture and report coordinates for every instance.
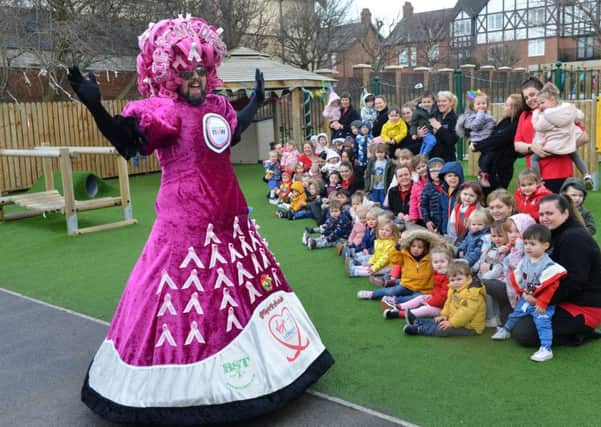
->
[2,164,601,426]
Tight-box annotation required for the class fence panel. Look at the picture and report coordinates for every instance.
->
[0,100,161,193]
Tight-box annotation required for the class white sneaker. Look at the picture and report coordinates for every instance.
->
[491,327,511,340]
[530,346,553,362]
[301,231,309,245]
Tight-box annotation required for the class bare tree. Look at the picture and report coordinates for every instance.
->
[386,10,454,69]
[278,0,353,71]
[486,44,521,68]
[138,0,274,51]
[354,16,398,72]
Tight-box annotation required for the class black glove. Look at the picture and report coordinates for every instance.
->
[68,65,147,160]
[253,68,265,104]
[68,66,101,108]
[232,68,265,145]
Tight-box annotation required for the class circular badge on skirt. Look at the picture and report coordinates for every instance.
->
[203,113,231,153]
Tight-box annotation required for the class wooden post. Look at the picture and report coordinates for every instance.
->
[291,87,303,144]
[117,155,133,221]
[40,142,55,191]
[58,147,78,235]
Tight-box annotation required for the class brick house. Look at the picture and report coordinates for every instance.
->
[388,0,601,69]
[324,8,385,78]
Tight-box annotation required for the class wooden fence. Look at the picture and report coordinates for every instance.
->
[0,100,160,192]
[1,96,599,193]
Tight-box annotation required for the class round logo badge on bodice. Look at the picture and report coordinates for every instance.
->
[203,113,231,153]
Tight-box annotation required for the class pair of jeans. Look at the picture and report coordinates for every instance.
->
[412,318,477,337]
[503,297,555,349]
[371,284,421,303]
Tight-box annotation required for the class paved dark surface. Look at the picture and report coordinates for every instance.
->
[0,290,409,427]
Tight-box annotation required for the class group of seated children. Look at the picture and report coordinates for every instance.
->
[260,89,596,363]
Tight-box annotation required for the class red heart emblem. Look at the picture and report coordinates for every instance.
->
[268,307,310,362]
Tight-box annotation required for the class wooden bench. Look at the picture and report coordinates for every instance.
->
[0,146,137,235]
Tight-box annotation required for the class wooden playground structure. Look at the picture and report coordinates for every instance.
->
[0,146,136,235]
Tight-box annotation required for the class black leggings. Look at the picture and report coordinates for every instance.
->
[482,279,513,323]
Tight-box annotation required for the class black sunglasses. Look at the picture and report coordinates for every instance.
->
[180,67,207,80]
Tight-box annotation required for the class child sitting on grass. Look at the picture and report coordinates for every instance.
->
[306,200,352,250]
[492,224,567,362]
[348,218,399,277]
[456,208,491,271]
[383,245,452,320]
[404,260,487,337]
[356,229,438,304]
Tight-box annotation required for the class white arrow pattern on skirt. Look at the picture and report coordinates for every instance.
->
[245,281,262,304]
[183,292,204,314]
[157,293,177,316]
[226,307,243,332]
[181,269,204,292]
[204,223,222,247]
[228,243,244,263]
[250,253,262,274]
[220,288,239,310]
[155,323,177,347]
[214,267,235,289]
[179,246,205,269]
[209,243,227,268]
[236,262,254,285]
[156,271,178,295]
[184,321,205,345]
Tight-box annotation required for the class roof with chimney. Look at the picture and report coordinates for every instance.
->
[456,0,488,17]
[386,3,457,46]
[328,8,383,52]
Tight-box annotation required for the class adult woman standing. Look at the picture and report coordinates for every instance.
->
[514,77,573,193]
[372,95,389,138]
[511,194,601,346]
[471,94,524,195]
[330,93,360,139]
[427,91,458,162]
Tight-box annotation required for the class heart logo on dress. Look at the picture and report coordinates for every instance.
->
[268,306,310,362]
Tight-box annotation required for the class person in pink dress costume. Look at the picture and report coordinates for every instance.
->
[68,16,333,426]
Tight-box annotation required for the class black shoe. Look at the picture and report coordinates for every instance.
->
[403,325,419,335]
[305,226,315,234]
[405,309,416,326]
[383,309,401,320]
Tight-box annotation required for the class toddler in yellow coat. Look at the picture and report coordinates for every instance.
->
[404,260,486,336]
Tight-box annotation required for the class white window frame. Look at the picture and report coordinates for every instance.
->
[487,13,504,31]
[528,38,545,57]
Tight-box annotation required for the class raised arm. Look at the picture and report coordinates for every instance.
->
[232,69,265,146]
[68,66,146,159]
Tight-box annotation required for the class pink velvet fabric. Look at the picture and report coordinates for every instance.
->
[107,95,293,366]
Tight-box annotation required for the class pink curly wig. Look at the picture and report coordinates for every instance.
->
[136,15,227,99]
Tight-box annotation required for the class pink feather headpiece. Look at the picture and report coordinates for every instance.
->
[136,15,227,99]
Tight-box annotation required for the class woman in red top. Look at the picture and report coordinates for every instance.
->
[514,77,573,193]
[298,141,319,172]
